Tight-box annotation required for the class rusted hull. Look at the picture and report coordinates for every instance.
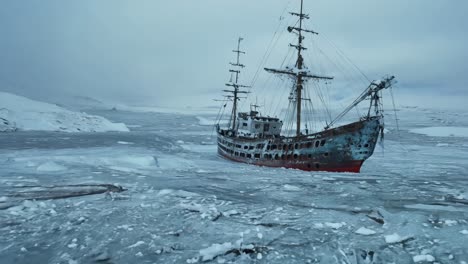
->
[217,117,381,173]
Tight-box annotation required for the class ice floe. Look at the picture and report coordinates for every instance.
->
[355,227,376,235]
[412,254,435,262]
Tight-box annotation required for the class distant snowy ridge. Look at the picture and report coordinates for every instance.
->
[0,92,129,132]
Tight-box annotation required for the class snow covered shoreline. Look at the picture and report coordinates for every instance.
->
[0,92,129,132]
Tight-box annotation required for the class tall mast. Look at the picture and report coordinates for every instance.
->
[224,37,249,131]
[264,0,333,137]
[295,0,305,137]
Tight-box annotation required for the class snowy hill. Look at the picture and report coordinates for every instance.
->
[0,92,129,132]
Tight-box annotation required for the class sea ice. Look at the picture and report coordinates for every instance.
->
[413,254,435,262]
[410,126,468,137]
[199,242,233,261]
[384,233,409,244]
[37,161,67,172]
[355,227,376,235]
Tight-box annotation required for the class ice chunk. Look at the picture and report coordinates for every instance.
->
[460,230,468,235]
[199,242,233,261]
[128,241,145,248]
[412,254,435,262]
[444,220,457,226]
[384,233,410,244]
[324,222,346,229]
[355,227,376,235]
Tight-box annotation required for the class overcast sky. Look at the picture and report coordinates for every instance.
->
[0,0,467,108]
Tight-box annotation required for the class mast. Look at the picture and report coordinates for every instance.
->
[224,37,249,131]
[264,0,333,137]
[295,0,304,137]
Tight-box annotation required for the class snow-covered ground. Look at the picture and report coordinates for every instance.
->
[0,92,128,132]
[0,106,467,263]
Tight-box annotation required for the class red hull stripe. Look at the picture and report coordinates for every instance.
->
[218,151,363,173]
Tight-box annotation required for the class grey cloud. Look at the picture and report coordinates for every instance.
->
[0,0,466,107]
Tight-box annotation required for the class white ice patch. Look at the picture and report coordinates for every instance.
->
[222,209,239,217]
[444,220,457,226]
[355,227,376,235]
[117,141,134,145]
[460,230,468,235]
[413,254,435,262]
[384,233,409,244]
[128,241,145,248]
[37,161,67,172]
[199,242,233,261]
[197,241,255,262]
[410,126,468,137]
[324,222,346,229]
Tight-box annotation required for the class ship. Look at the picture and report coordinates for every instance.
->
[215,0,396,173]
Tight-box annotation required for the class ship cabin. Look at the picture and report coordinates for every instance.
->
[236,111,283,138]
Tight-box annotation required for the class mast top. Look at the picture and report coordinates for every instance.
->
[224,37,250,131]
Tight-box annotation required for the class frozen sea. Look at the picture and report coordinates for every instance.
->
[1,107,468,264]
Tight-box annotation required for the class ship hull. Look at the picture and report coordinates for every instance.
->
[217,117,381,173]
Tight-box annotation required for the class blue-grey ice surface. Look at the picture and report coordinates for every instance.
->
[1,107,468,264]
